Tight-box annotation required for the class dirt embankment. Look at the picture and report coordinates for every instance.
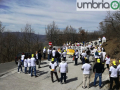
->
[102,38,120,60]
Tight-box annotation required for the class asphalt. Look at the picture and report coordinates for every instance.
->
[0,56,109,90]
[0,61,17,75]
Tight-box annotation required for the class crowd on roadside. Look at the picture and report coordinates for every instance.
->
[17,36,120,90]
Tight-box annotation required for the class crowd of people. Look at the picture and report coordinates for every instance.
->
[17,36,120,90]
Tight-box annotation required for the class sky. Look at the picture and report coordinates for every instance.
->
[0,0,108,35]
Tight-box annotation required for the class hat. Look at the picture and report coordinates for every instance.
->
[44,47,46,49]
[51,58,54,62]
[84,57,87,60]
[97,59,100,63]
[64,50,66,52]
[119,60,120,63]
[32,54,34,57]
[113,61,116,65]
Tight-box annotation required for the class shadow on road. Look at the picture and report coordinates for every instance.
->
[36,70,48,76]
[66,77,78,83]
[89,80,109,88]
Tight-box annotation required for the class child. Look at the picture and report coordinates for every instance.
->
[24,56,28,74]
[27,55,31,75]
[18,57,22,73]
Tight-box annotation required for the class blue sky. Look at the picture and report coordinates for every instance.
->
[0,0,107,35]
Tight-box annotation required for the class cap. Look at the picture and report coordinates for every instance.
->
[84,57,87,60]
[44,47,46,49]
[97,59,100,63]
[64,50,66,52]
[51,58,54,62]
[113,61,116,65]
[119,60,120,63]
[32,54,34,57]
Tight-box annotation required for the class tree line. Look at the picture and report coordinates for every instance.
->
[45,21,103,46]
[0,22,43,63]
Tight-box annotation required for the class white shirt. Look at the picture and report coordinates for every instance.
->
[43,48,46,53]
[105,57,110,64]
[52,50,56,57]
[49,62,57,72]
[102,52,106,61]
[109,66,118,78]
[36,53,38,59]
[75,52,79,58]
[82,63,91,74]
[47,49,50,54]
[102,37,106,40]
[117,64,120,75]
[27,58,31,67]
[24,59,28,67]
[21,55,25,60]
[31,57,36,66]
[59,61,68,73]
[98,38,101,41]
[62,52,67,57]
[81,53,86,58]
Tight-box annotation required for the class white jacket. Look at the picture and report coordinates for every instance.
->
[59,61,68,73]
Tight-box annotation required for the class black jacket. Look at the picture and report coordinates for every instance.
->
[38,53,42,59]
[93,63,104,73]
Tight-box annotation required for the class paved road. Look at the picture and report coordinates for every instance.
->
[0,56,95,90]
[0,61,17,74]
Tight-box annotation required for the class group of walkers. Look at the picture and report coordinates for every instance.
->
[17,36,120,90]
[17,50,42,77]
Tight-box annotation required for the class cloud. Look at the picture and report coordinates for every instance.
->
[0,0,107,34]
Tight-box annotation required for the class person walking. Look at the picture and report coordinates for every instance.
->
[38,50,42,68]
[105,55,110,70]
[49,58,59,83]
[21,53,25,66]
[43,47,46,59]
[62,50,67,61]
[81,51,87,64]
[24,56,28,74]
[47,48,50,61]
[109,61,119,90]
[17,57,22,73]
[27,55,31,75]
[52,48,56,58]
[86,48,90,61]
[31,54,37,77]
[59,58,68,84]
[74,50,79,65]
[55,50,60,65]
[94,50,99,62]
[81,59,92,89]
[93,59,104,89]
[35,51,38,65]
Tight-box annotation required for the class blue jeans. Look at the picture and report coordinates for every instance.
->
[24,67,27,74]
[94,73,102,87]
[21,60,24,66]
[48,54,50,61]
[18,65,22,72]
[82,58,85,64]
[31,66,36,76]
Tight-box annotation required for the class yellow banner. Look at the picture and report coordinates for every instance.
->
[67,49,75,55]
